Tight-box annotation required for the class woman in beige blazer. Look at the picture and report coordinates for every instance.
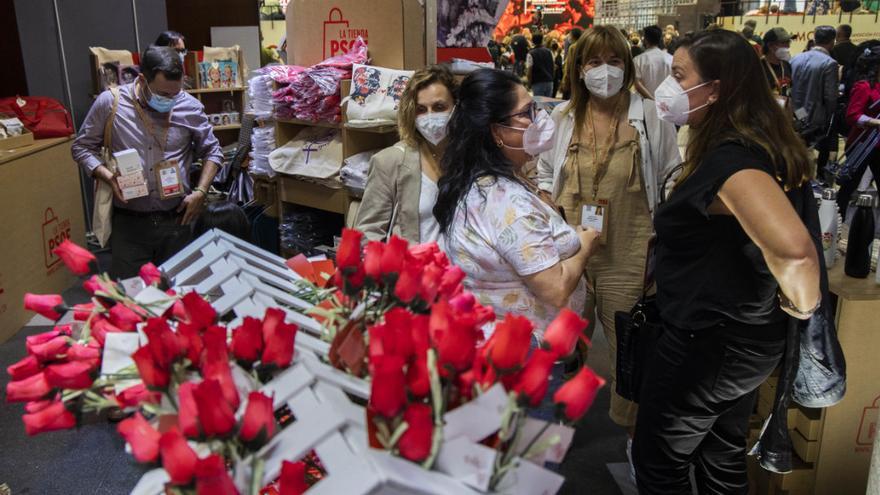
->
[355,65,457,243]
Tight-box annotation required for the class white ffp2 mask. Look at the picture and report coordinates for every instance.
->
[582,64,625,99]
[653,76,712,126]
[415,112,451,146]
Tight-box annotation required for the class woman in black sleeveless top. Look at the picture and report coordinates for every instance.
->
[632,30,821,494]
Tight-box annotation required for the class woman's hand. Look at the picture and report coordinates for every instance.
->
[576,226,601,259]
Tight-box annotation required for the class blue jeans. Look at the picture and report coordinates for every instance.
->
[531,81,554,98]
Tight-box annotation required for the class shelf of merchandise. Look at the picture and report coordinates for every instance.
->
[211,124,242,132]
[185,86,247,94]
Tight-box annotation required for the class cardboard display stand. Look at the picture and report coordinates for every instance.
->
[286,0,427,70]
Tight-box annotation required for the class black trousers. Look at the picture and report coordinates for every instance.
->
[110,209,192,279]
[837,146,880,217]
[632,320,785,494]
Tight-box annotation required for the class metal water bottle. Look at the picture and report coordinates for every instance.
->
[844,194,876,278]
[818,189,839,268]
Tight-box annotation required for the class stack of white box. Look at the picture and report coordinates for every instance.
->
[114,149,149,200]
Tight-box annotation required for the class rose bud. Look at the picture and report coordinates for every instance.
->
[115,383,161,409]
[193,379,236,437]
[45,361,96,390]
[52,239,97,275]
[195,454,239,495]
[335,228,364,271]
[22,399,76,436]
[138,262,163,286]
[379,235,408,276]
[131,346,171,390]
[487,314,534,371]
[369,355,407,418]
[159,428,199,486]
[397,402,434,462]
[108,304,145,332]
[230,317,263,365]
[262,309,297,369]
[513,349,557,407]
[279,460,308,495]
[553,365,606,422]
[177,381,200,438]
[27,336,70,363]
[542,309,589,358]
[23,293,65,321]
[238,391,276,448]
[6,371,52,402]
[181,292,217,330]
[117,412,161,463]
[363,241,385,281]
[7,354,42,381]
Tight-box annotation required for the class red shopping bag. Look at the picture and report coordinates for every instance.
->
[323,7,350,59]
[0,96,74,138]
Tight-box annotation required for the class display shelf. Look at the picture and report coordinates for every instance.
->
[211,124,242,131]
[276,118,343,129]
[343,122,398,134]
[186,86,247,94]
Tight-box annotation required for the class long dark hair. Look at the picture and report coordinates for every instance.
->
[854,45,880,85]
[676,30,811,190]
[433,69,525,234]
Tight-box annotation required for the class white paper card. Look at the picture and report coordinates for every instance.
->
[511,418,575,464]
[134,286,176,315]
[443,383,508,442]
[120,276,147,298]
[494,457,565,495]
[101,332,141,375]
[435,436,497,491]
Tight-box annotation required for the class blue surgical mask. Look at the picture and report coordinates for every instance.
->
[148,93,175,113]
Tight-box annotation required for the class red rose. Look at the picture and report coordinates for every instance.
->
[73,303,96,321]
[132,346,171,389]
[52,239,96,276]
[201,326,240,411]
[176,322,205,367]
[542,309,588,358]
[108,304,145,331]
[418,263,444,302]
[408,242,440,265]
[115,383,161,408]
[231,317,263,364]
[368,308,414,361]
[336,228,363,271]
[279,460,308,495]
[393,263,423,303]
[90,316,123,346]
[379,235,408,276]
[25,399,53,414]
[27,336,69,363]
[429,300,479,372]
[363,241,385,280]
[553,365,605,422]
[195,454,240,495]
[45,361,96,390]
[406,355,431,398]
[181,292,217,330]
[22,399,75,436]
[82,275,103,296]
[487,314,534,371]
[25,329,63,346]
[369,355,407,418]
[513,349,556,407]
[177,381,200,438]
[262,309,297,369]
[239,391,275,447]
[143,318,185,369]
[23,293,65,321]
[439,266,466,298]
[7,355,42,381]
[159,428,198,486]
[117,412,161,463]
[397,402,434,462]
[6,372,51,402]
[193,379,236,437]
[139,262,163,286]
[67,342,101,362]
[411,314,430,357]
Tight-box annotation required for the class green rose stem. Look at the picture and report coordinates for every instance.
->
[421,349,445,470]
[249,457,265,495]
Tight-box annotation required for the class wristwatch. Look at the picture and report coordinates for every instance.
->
[194,186,208,197]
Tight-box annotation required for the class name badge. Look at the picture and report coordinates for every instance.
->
[155,159,183,199]
[581,199,609,245]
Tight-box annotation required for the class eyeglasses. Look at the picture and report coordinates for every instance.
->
[176,48,188,56]
[499,101,538,123]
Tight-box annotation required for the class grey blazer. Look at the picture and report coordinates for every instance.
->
[790,48,839,136]
[354,141,423,242]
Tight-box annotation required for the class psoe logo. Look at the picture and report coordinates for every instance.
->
[42,208,72,271]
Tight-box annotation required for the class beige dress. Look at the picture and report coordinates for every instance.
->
[556,121,654,428]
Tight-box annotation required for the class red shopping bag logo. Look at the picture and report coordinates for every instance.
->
[856,395,879,446]
[42,208,72,269]
[323,7,349,59]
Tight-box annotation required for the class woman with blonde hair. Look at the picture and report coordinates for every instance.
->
[537,24,680,457]
[355,65,457,242]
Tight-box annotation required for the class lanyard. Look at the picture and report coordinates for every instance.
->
[764,58,785,92]
[584,98,625,199]
[132,80,173,153]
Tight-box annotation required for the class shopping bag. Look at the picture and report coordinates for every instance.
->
[345,64,414,125]
[268,127,343,182]
[92,87,121,248]
[0,96,74,138]
[323,7,350,60]
[42,208,72,268]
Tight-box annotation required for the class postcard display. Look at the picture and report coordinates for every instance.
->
[118,230,571,494]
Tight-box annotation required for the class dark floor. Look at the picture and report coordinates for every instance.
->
[0,256,629,494]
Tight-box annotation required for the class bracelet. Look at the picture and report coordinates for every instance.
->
[778,291,821,318]
[194,187,208,197]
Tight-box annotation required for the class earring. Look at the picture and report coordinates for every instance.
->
[496,140,504,148]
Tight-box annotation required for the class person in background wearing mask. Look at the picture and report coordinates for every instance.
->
[355,65,457,243]
[791,25,839,179]
[537,25,680,478]
[761,28,794,104]
[527,33,556,97]
[831,24,858,68]
[434,68,601,423]
[72,46,223,278]
[634,25,672,98]
[155,31,186,61]
[633,29,819,493]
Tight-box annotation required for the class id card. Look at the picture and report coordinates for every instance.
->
[155,159,182,199]
[581,199,609,244]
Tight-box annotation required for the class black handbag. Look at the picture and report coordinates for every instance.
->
[614,165,680,403]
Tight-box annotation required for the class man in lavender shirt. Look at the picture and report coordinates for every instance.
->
[73,46,223,278]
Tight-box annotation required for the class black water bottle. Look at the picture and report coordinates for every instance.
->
[844,194,876,278]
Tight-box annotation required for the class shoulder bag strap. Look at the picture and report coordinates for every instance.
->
[104,88,120,149]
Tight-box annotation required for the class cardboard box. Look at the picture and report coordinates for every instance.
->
[0,128,34,151]
[794,406,822,441]
[121,184,149,201]
[0,138,84,342]
[791,428,819,463]
[113,148,142,176]
[286,0,427,69]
